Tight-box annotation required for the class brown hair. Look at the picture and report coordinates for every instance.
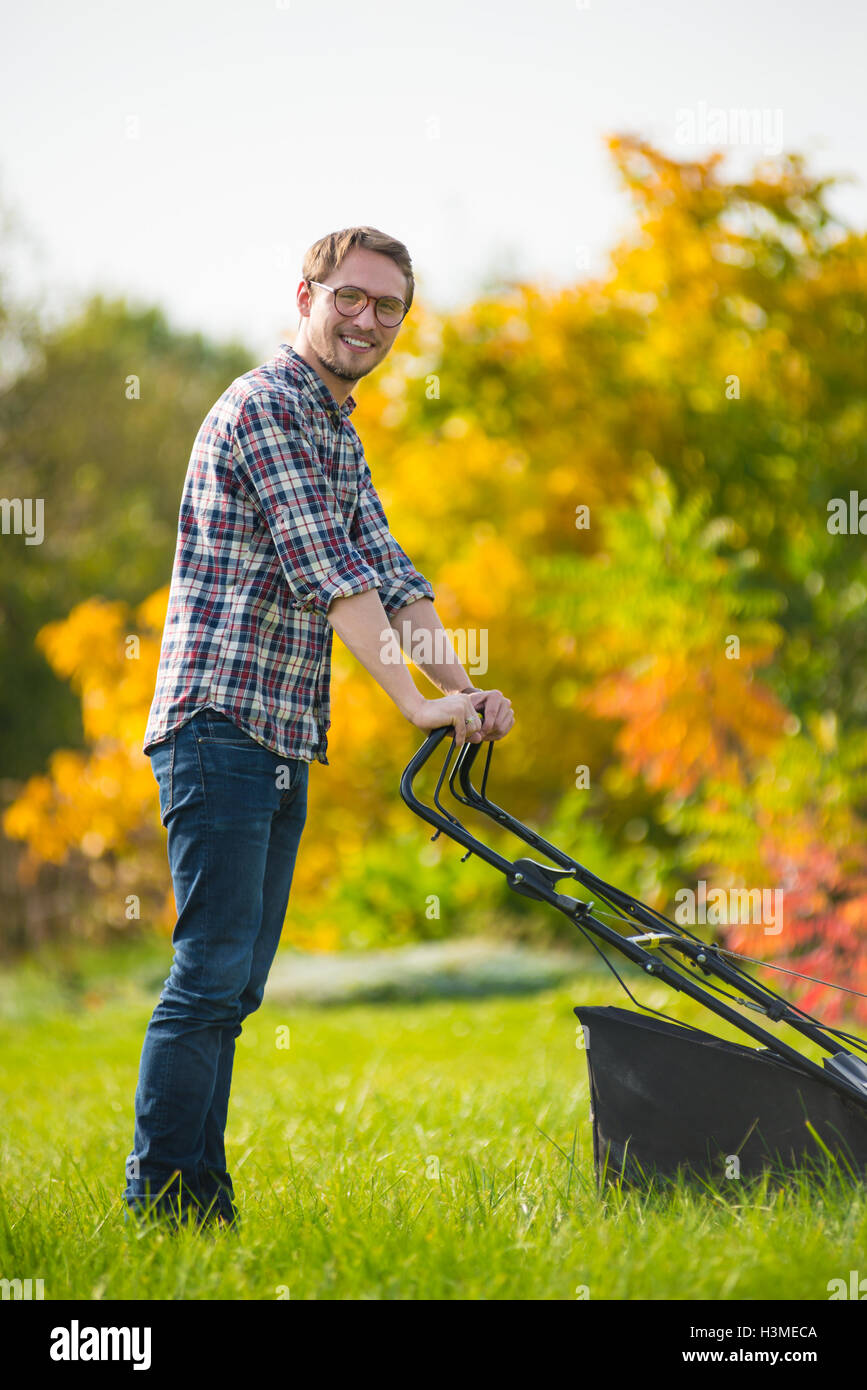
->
[302,226,414,310]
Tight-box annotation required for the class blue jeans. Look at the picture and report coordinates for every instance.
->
[123,708,309,1225]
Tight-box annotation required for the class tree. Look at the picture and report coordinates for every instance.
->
[0,297,252,775]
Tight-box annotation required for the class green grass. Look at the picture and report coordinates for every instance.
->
[0,940,865,1300]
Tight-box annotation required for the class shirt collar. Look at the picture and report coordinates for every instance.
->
[275,343,357,426]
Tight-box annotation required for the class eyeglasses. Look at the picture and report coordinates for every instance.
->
[306,280,409,328]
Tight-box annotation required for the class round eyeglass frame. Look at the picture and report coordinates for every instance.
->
[306,279,409,327]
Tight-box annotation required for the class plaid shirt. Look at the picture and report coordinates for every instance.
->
[143,343,435,764]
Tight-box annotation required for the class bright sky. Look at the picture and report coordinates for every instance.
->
[2,0,865,360]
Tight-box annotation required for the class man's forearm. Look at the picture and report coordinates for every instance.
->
[326,588,427,718]
[387,597,478,694]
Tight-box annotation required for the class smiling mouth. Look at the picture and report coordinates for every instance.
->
[339,333,375,352]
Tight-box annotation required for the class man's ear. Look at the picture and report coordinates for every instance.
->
[296,279,313,317]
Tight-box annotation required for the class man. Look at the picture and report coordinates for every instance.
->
[123,225,515,1229]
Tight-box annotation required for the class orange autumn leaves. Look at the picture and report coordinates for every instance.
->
[532,475,789,798]
[575,482,788,799]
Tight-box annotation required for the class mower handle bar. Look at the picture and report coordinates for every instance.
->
[398,724,867,1109]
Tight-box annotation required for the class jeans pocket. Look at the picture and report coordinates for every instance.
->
[198,711,268,750]
[279,756,308,802]
[275,757,297,798]
[150,735,176,825]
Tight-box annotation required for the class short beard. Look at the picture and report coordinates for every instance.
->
[314,327,377,382]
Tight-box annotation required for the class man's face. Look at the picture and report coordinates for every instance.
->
[298,247,408,385]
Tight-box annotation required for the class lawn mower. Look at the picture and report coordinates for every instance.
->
[399,726,867,1187]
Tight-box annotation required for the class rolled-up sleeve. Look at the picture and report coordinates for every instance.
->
[350,456,435,619]
[231,392,383,618]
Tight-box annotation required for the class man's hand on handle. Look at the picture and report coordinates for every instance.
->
[463,687,514,742]
[408,688,515,748]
